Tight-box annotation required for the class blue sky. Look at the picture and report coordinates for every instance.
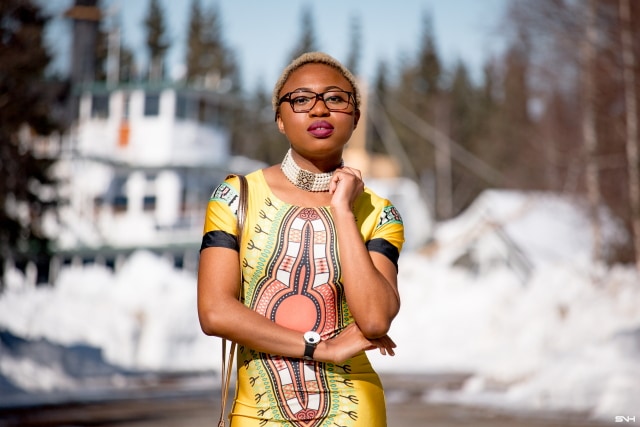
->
[44,0,510,89]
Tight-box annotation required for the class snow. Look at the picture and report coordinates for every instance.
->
[1,189,639,420]
[371,254,640,418]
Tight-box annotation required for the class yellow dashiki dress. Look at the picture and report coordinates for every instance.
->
[201,171,404,427]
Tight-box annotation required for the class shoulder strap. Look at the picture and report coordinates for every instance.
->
[236,174,248,241]
[225,173,248,243]
[218,173,247,427]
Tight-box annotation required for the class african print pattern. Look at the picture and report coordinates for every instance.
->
[228,197,341,425]
[201,171,404,426]
[210,181,240,215]
[249,206,340,425]
[377,206,403,229]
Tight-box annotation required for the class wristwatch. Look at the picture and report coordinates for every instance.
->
[303,331,321,360]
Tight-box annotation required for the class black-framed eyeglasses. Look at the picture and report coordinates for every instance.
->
[278,89,356,113]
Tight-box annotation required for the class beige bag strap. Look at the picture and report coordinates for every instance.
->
[218,174,248,427]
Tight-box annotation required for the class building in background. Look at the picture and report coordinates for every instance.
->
[52,83,251,274]
[34,0,432,284]
[42,0,260,279]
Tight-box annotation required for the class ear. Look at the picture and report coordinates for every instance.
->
[276,113,286,134]
[352,109,361,130]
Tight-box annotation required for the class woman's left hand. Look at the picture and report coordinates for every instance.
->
[314,323,396,364]
[329,166,364,211]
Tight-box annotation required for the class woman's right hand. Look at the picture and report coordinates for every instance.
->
[314,323,397,364]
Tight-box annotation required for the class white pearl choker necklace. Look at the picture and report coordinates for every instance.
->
[280,149,343,192]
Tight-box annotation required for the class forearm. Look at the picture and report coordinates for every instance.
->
[198,297,308,358]
[331,208,400,338]
[198,247,388,363]
[199,293,389,364]
[198,247,307,358]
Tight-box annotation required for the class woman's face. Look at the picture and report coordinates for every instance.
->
[276,63,360,160]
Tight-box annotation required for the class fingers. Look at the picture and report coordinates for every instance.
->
[329,324,397,361]
[369,335,396,357]
[332,166,362,183]
[338,166,362,180]
[329,167,364,199]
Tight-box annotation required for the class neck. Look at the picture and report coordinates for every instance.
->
[280,149,343,192]
[291,150,342,173]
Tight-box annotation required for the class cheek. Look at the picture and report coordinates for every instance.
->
[279,112,307,130]
[340,115,358,132]
[276,114,289,134]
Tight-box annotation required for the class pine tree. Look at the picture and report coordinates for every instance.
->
[288,5,318,62]
[345,15,362,76]
[244,81,287,164]
[0,0,66,286]
[185,0,203,82]
[368,60,390,155]
[392,11,443,182]
[185,0,239,90]
[415,11,442,98]
[479,60,498,125]
[94,2,108,81]
[119,43,137,82]
[490,35,536,186]
[446,61,500,216]
[449,61,476,148]
[144,0,170,81]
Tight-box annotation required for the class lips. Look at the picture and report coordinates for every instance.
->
[307,121,334,138]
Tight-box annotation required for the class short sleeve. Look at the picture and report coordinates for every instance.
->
[354,189,404,269]
[368,203,404,269]
[372,203,404,253]
[200,176,241,252]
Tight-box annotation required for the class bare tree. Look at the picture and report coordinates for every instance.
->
[500,0,640,263]
[581,0,603,262]
[619,0,640,270]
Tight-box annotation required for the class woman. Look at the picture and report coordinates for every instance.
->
[198,52,404,426]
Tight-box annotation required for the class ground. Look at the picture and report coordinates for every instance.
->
[0,373,615,427]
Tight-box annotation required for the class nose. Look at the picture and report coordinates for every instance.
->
[309,94,330,116]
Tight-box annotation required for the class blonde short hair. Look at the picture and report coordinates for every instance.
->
[272,52,360,112]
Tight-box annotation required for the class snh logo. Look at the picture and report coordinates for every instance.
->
[615,416,637,423]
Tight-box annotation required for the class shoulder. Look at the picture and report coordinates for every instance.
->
[357,187,404,227]
[359,187,396,212]
[224,169,266,190]
[362,186,386,205]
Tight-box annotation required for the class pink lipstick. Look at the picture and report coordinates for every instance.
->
[307,121,334,138]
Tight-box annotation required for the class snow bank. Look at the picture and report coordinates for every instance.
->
[0,251,216,376]
[369,253,640,419]
[1,190,639,419]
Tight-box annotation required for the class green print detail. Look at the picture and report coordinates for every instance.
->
[245,199,286,302]
[377,205,403,229]
[209,182,239,210]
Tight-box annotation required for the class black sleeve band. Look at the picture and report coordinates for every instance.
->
[366,238,400,270]
[200,230,238,252]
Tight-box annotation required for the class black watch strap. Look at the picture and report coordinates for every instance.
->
[303,331,320,360]
[304,341,317,360]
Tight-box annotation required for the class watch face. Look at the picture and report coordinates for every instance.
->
[304,331,321,344]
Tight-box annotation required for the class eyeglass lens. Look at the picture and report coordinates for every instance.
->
[287,91,352,112]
